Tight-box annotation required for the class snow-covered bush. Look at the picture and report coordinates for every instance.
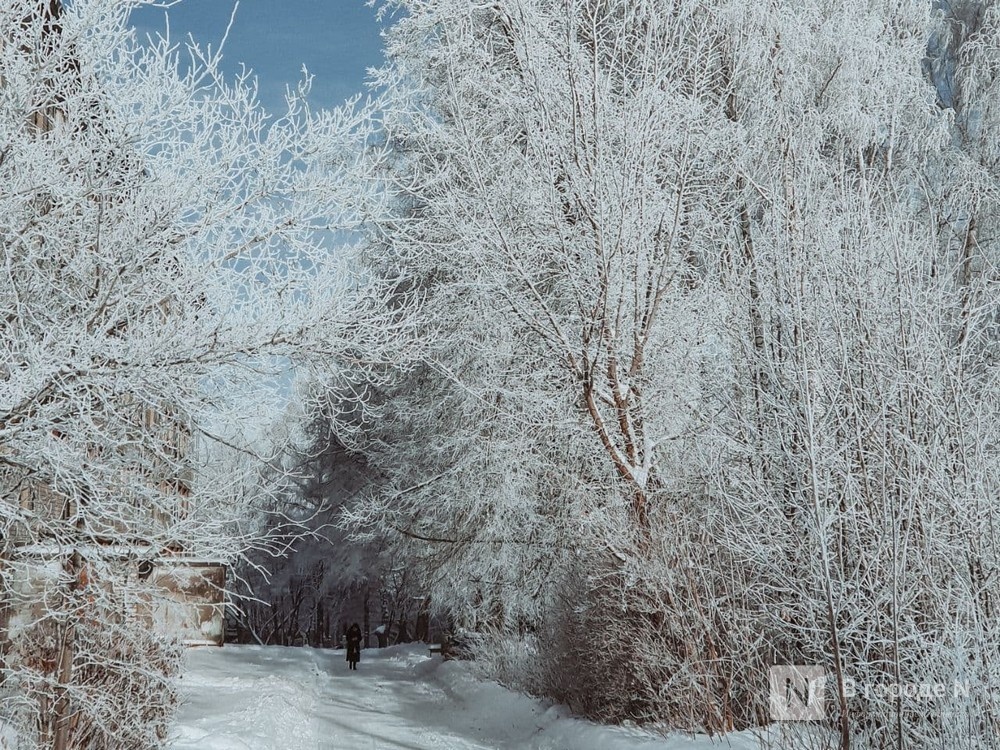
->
[12,584,183,750]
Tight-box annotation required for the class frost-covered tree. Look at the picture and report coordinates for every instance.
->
[341,0,1000,746]
[703,2,1000,747]
[233,402,422,650]
[352,0,735,726]
[0,1,398,748]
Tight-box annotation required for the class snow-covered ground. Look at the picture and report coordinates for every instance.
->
[170,644,765,750]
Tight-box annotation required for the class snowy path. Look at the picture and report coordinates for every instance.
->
[169,644,761,750]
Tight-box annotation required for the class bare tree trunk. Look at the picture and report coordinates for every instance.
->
[51,549,80,750]
[363,588,370,649]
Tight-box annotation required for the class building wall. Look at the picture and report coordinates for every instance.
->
[149,560,226,647]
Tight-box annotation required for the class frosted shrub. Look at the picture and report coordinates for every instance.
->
[467,630,544,698]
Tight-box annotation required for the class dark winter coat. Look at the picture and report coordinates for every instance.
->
[346,624,362,663]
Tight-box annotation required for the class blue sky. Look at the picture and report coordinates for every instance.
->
[130,1,388,113]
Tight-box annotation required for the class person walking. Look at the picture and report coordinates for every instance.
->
[346,622,362,670]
